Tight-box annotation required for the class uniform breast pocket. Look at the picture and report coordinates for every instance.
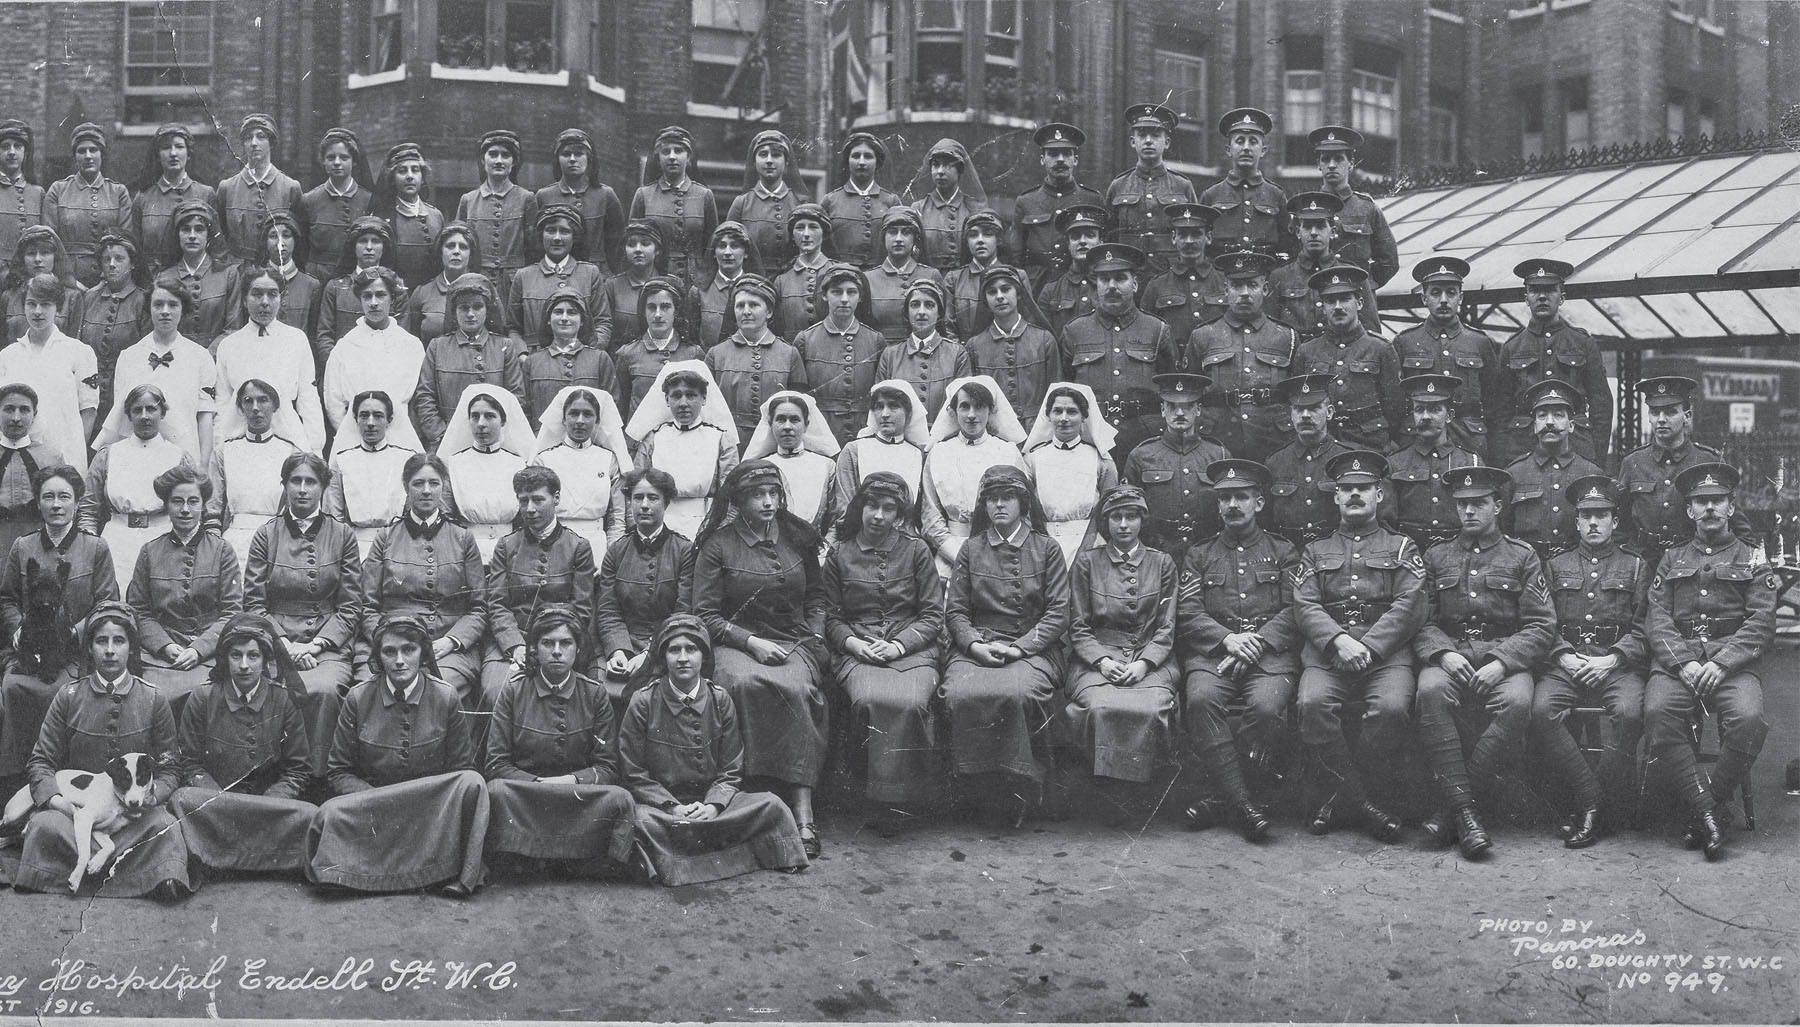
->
[1506,355,1536,372]
[1485,573,1523,594]
[1555,348,1589,370]
[1138,469,1174,490]
[1433,572,1462,592]
[1068,348,1104,368]
[1251,204,1279,221]
[1600,577,1637,599]
[1282,284,1312,303]
[1124,343,1159,364]
[1021,213,1053,229]
[1153,295,1189,313]
[1402,356,1436,371]
[1454,355,1485,372]
[1337,220,1372,238]
[1212,199,1243,216]
[1512,487,1544,502]
[1714,565,1754,589]
[1253,349,1290,371]
[1201,573,1228,588]
[1392,468,1430,484]
[1343,360,1377,377]
[1630,481,1656,495]
[1554,575,1584,593]
[1312,553,1346,572]
[1253,567,1281,586]
[1112,194,1143,212]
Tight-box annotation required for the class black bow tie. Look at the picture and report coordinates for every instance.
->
[148,351,174,369]
[403,515,444,541]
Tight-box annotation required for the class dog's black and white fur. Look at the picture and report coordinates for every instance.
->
[0,753,157,891]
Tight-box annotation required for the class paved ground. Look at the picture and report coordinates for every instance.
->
[0,646,1793,1024]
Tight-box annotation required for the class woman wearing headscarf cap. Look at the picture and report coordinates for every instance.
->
[689,220,761,350]
[920,374,1026,580]
[375,142,446,288]
[792,266,884,443]
[1024,383,1120,564]
[771,203,847,341]
[213,113,304,263]
[401,220,483,343]
[604,220,672,346]
[518,286,620,430]
[411,271,526,451]
[704,274,809,439]
[628,125,719,291]
[44,123,131,287]
[169,612,317,875]
[0,272,98,473]
[506,204,610,354]
[966,265,1059,427]
[625,359,739,540]
[483,604,635,874]
[1061,484,1180,792]
[150,199,239,351]
[0,119,46,284]
[74,233,152,429]
[131,123,215,278]
[594,466,690,700]
[455,129,538,296]
[536,128,626,275]
[941,463,1069,825]
[821,132,902,269]
[299,127,376,284]
[690,459,830,857]
[908,138,987,272]
[864,206,943,348]
[316,215,401,366]
[727,129,807,272]
[3,226,85,342]
[619,614,809,884]
[230,209,322,336]
[823,471,944,827]
[128,464,243,713]
[439,384,534,562]
[12,602,193,898]
[613,274,702,421]
[943,211,1049,342]
[324,267,426,454]
[212,264,327,453]
[743,391,841,531]
[308,613,489,896]
[832,379,930,509]
[529,384,632,552]
[873,277,970,422]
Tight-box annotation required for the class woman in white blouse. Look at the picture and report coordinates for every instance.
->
[830,379,931,512]
[1023,383,1120,565]
[322,265,425,453]
[205,378,302,563]
[743,390,840,532]
[920,373,1028,580]
[440,384,533,562]
[624,359,740,541]
[528,385,633,554]
[104,282,216,467]
[210,265,326,454]
[324,389,417,557]
[80,383,197,586]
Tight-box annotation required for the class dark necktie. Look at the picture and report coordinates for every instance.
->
[149,351,174,369]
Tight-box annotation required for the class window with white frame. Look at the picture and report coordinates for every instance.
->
[983,0,1022,113]
[1665,89,1687,139]
[1282,37,1323,166]
[914,0,965,110]
[124,1,214,126]
[1154,47,1208,165]
[691,0,765,106]
[437,0,558,72]
[590,0,621,85]
[1350,45,1400,170]
[364,0,403,74]
[1562,77,1590,151]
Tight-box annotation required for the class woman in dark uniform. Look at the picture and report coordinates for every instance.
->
[127,465,243,715]
[628,126,719,291]
[689,459,829,858]
[594,467,691,706]
[73,232,150,429]
[316,215,399,362]
[298,127,376,284]
[402,221,482,344]
[152,199,238,351]
[376,142,446,290]
[129,123,214,278]
[820,132,902,269]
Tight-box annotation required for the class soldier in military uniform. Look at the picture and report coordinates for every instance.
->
[1391,256,1503,462]
[1265,192,1382,339]
[1009,123,1104,290]
[1294,264,1403,452]
[1504,378,1603,562]
[1533,475,1650,845]
[1122,373,1229,563]
[1105,104,1196,275]
[1140,203,1228,348]
[1035,204,1105,340]
[1413,466,1557,859]
[1642,462,1775,860]
[1265,373,1352,549]
[1310,126,1398,288]
[1060,242,1179,465]
[1175,458,1299,841]
[1617,375,1755,566]
[1291,450,1426,841]
[1198,108,1290,260]
[1498,259,1612,466]
[1387,373,1481,550]
[1182,251,1296,462]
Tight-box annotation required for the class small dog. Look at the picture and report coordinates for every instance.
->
[13,557,74,679]
[0,753,157,892]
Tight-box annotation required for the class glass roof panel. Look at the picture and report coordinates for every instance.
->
[1560,300,1622,336]
[1640,292,1727,336]
[1714,181,1800,227]
[1745,288,1800,332]
[1728,222,1800,274]
[1692,291,1780,336]
[1571,193,1690,239]
[1588,296,1672,338]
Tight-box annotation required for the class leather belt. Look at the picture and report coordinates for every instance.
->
[1561,623,1625,649]
[1635,528,1688,552]
[1323,598,1392,627]
[1677,616,1745,642]
[1530,539,1575,561]
[1401,523,1460,547]
[1278,524,1333,549]
[1205,387,1277,407]
[1453,620,1514,642]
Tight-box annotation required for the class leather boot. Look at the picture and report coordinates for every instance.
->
[1692,810,1725,861]
[1359,801,1402,843]
[1233,802,1272,842]
[1183,797,1226,831]
[1563,808,1603,849]
[1307,796,1336,835]
[1455,805,1492,859]
[1421,808,1456,848]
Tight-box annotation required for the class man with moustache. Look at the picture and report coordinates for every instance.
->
[1176,458,1299,841]
[1199,108,1289,260]
[1035,204,1106,340]
[1293,264,1403,453]
[1504,378,1603,562]
[1105,104,1196,275]
[1265,193,1382,340]
[1642,462,1775,861]
[1386,374,1481,551]
[1060,243,1178,464]
[1010,123,1104,289]
[1617,376,1754,566]
[1309,126,1398,287]
[1534,475,1650,845]
[1122,373,1229,563]
[1181,251,1295,462]
[1391,257,1503,462]
[1141,203,1229,346]
[1498,259,1611,465]
[1291,450,1426,842]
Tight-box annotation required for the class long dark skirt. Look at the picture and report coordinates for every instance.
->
[0,664,75,777]
[1062,664,1181,782]
[297,653,354,776]
[942,652,1060,783]
[486,779,636,862]
[835,650,942,803]
[170,786,317,872]
[713,647,828,787]
[634,791,808,886]
[305,770,489,893]
[11,806,192,897]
